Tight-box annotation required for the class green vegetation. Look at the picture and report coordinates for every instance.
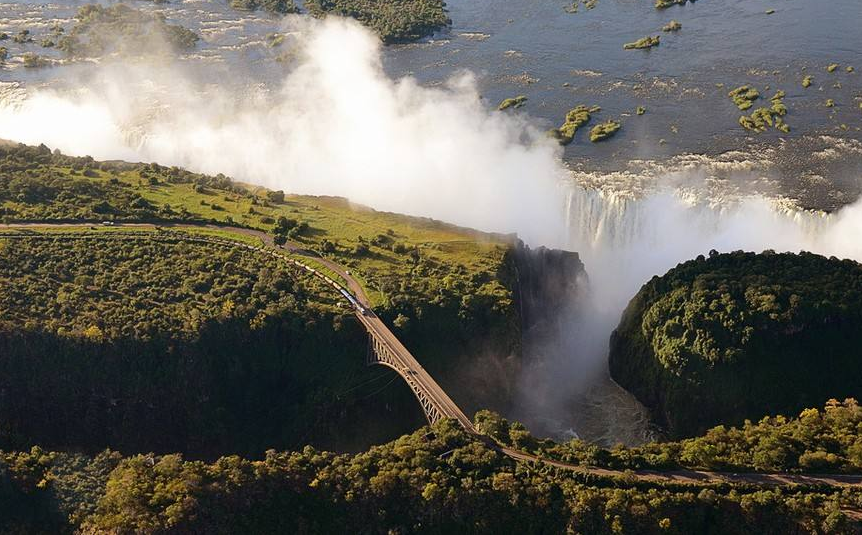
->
[636,106,646,115]
[481,399,862,474]
[0,142,528,454]
[497,95,527,110]
[728,85,760,110]
[56,4,199,57]
[229,0,299,14]
[738,90,790,133]
[802,75,814,88]
[549,105,593,145]
[589,119,621,142]
[608,250,862,438]
[623,35,660,50]
[0,233,390,457]
[305,0,451,43]
[266,32,286,47]
[826,99,836,108]
[0,234,338,340]
[12,30,32,44]
[655,0,691,9]
[662,20,682,32]
[566,0,598,13]
[827,63,839,73]
[21,52,50,68]
[0,143,515,314]
[3,418,861,534]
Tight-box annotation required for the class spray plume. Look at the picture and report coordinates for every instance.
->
[2,16,862,441]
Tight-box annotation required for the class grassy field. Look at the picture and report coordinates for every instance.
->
[0,147,516,311]
[132,176,511,308]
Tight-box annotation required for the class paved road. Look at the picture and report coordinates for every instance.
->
[2,222,861,489]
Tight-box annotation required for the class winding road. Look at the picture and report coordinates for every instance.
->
[2,222,862,491]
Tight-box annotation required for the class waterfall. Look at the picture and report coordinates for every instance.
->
[529,178,860,447]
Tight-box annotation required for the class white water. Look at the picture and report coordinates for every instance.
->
[519,183,862,445]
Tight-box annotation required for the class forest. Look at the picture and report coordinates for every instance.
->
[478,398,862,474]
[2,145,862,533]
[0,234,415,457]
[608,250,862,438]
[3,417,861,534]
[0,142,529,429]
[305,0,451,43]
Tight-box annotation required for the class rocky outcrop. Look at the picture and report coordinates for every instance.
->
[511,241,587,339]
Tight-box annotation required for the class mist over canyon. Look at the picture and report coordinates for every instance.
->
[3,16,862,444]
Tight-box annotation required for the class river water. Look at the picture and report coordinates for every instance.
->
[3,0,862,203]
[2,0,862,445]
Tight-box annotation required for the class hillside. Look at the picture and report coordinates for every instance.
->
[0,232,397,457]
[0,142,585,455]
[608,250,862,438]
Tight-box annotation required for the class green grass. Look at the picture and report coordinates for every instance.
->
[1,151,513,312]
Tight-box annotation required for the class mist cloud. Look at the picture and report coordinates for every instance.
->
[0,17,567,247]
[3,15,862,442]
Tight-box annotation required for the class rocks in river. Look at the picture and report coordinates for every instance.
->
[655,0,690,9]
[738,89,790,133]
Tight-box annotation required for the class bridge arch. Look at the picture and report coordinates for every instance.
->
[366,334,445,425]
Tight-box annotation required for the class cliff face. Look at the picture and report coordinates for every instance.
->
[406,240,588,423]
[608,251,862,439]
[511,242,587,339]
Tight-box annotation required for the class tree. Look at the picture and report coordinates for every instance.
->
[267,190,285,204]
[393,313,410,330]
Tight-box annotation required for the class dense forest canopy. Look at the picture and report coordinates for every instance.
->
[305,0,451,43]
[3,417,862,534]
[479,398,862,474]
[0,144,530,457]
[0,234,394,457]
[0,235,338,341]
[609,250,862,438]
[0,142,515,329]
